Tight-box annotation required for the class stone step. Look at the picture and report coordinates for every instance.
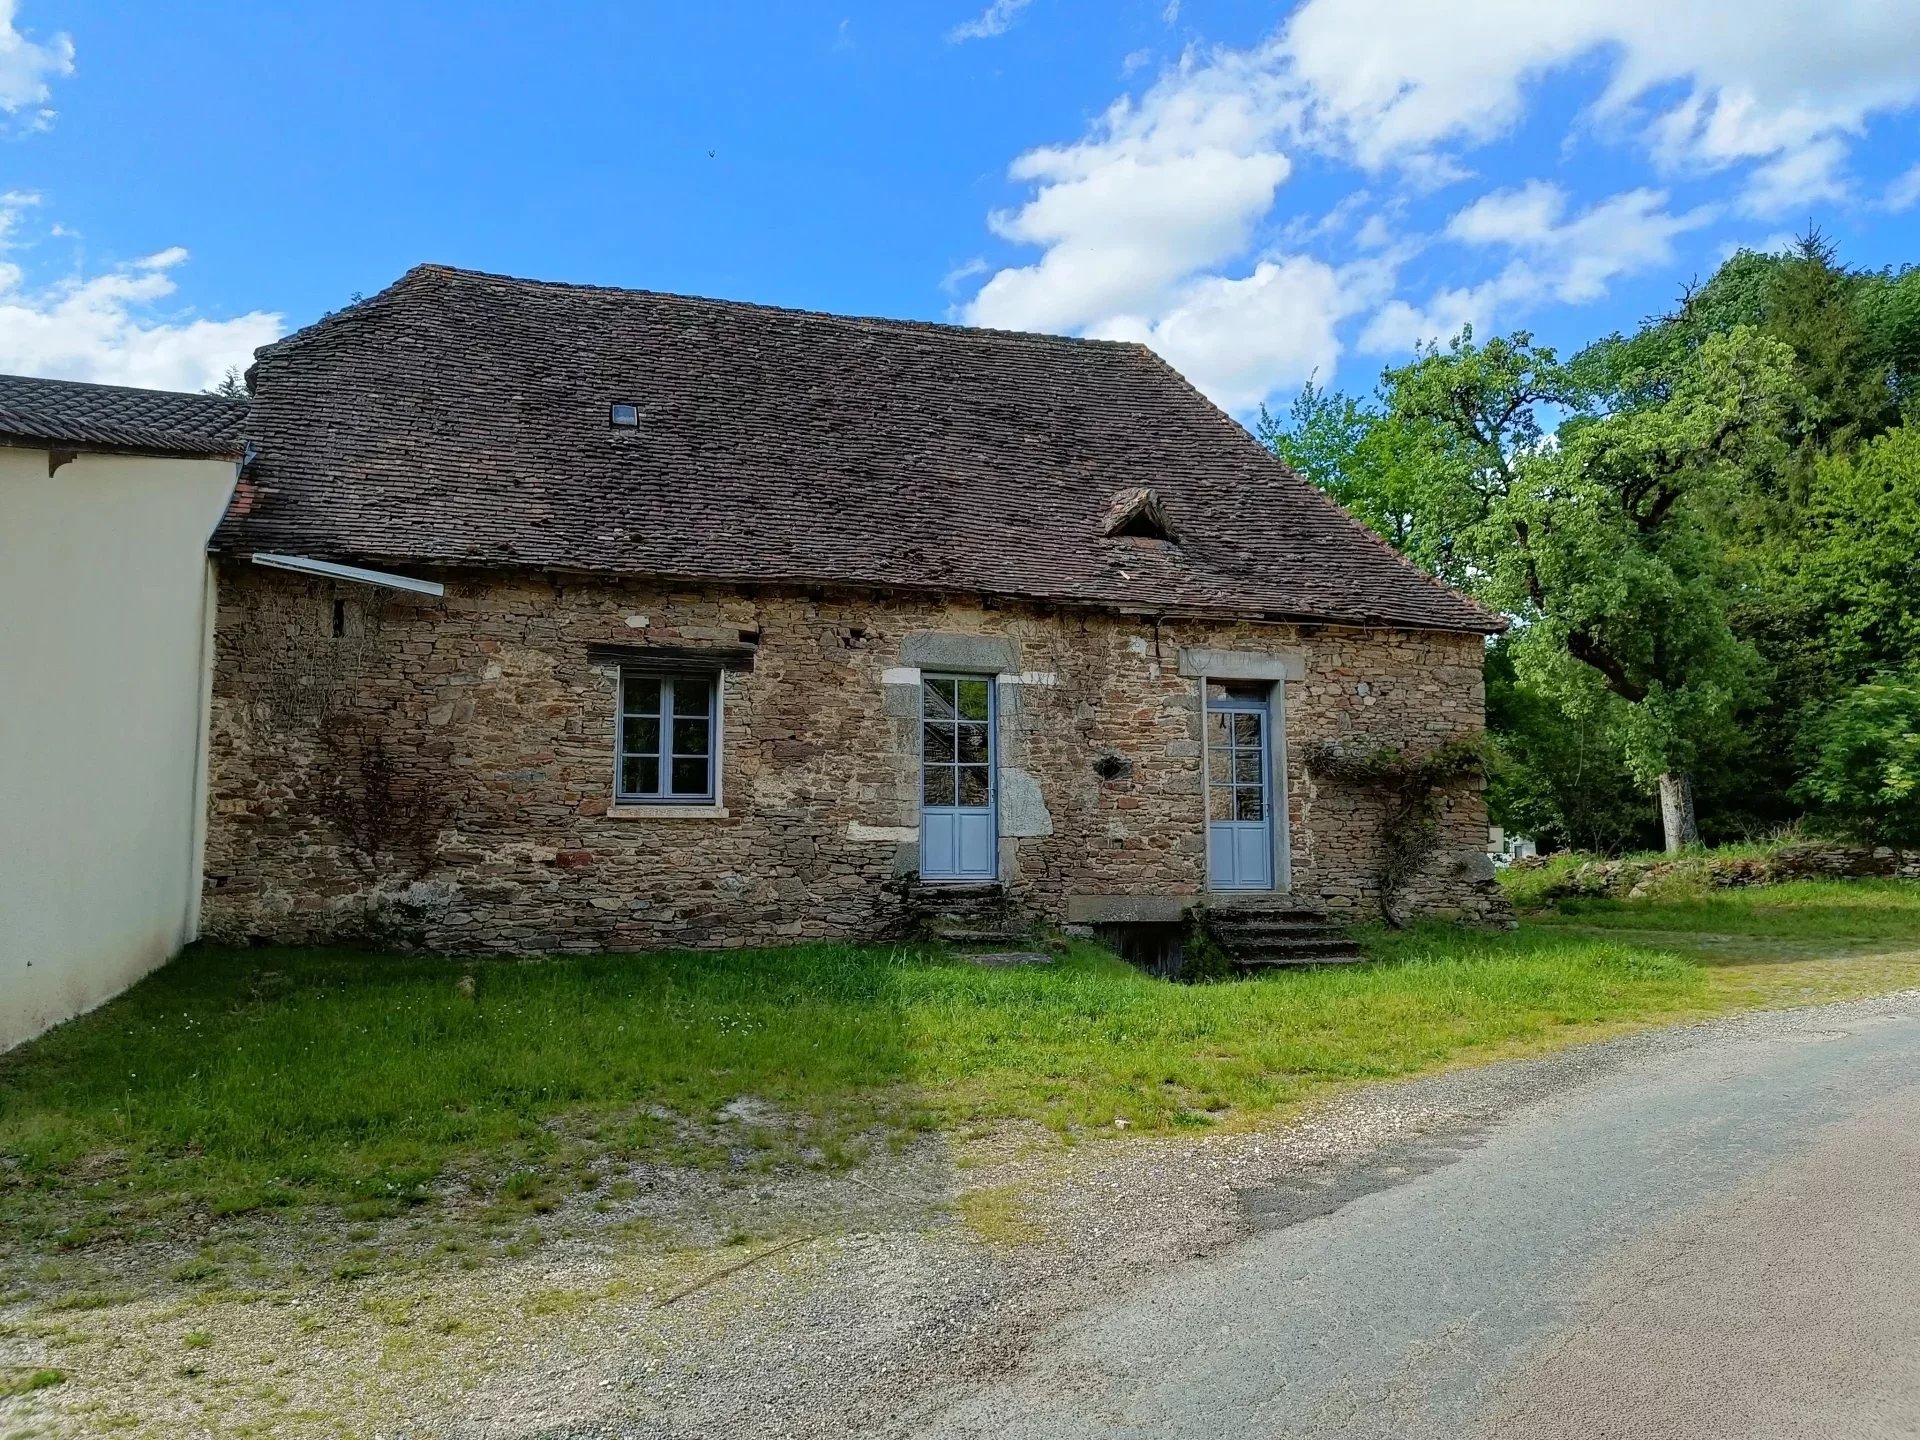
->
[1208,915,1350,939]
[1233,945,1368,969]
[1204,902,1364,969]
[930,925,1031,944]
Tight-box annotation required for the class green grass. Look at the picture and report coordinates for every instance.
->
[0,1367,65,1397]
[1535,877,1920,941]
[0,933,1709,1232]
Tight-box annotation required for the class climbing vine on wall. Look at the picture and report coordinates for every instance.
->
[1304,736,1488,926]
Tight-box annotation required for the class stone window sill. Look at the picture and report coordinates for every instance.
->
[605,804,731,820]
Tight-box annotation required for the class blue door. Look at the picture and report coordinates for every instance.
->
[920,674,998,882]
[1207,688,1275,890]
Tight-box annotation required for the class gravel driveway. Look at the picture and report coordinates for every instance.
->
[11,993,1917,1438]
[396,990,1920,1440]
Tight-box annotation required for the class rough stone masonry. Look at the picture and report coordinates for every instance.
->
[200,564,1505,952]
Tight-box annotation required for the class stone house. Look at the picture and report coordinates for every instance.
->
[197,264,1506,958]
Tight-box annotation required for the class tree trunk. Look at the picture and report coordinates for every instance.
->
[1658,771,1701,853]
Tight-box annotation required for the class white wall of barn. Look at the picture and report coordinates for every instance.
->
[0,445,236,1050]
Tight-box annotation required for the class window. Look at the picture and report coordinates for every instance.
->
[616,672,717,804]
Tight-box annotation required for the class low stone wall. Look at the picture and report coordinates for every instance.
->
[1513,843,1920,902]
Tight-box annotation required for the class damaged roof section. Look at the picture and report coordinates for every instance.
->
[216,263,1503,634]
[0,373,248,458]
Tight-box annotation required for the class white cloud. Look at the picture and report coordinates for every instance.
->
[1447,182,1712,302]
[1093,255,1384,412]
[963,49,1301,347]
[0,0,72,125]
[1360,183,1710,351]
[1887,163,1920,214]
[1278,0,1920,211]
[947,0,1031,42]
[960,0,1920,409]
[0,240,283,391]
[1161,0,1181,23]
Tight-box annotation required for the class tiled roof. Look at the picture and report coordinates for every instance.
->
[0,373,248,456]
[217,264,1501,633]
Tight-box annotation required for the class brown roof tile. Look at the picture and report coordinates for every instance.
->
[216,264,1501,633]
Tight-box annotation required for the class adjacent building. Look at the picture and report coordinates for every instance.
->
[0,377,244,1048]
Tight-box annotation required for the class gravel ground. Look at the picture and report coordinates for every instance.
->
[6,995,1914,1438]
[441,997,1919,1439]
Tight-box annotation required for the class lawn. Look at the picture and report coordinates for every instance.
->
[4,878,1917,1260]
[1534,877,1920,941]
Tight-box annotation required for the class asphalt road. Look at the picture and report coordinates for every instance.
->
[911,995,1920,1440]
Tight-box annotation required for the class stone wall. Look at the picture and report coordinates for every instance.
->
[201,565,1502,951]
[1513,843,1920,903]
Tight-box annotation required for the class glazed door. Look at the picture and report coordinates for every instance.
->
[1207,692,1275,890]
[920,674,997,882]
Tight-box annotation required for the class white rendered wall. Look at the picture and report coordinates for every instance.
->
[0,445,236,1049]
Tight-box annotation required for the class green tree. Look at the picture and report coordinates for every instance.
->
[1789,425,1920,682]
[205,366,248,400]
[1484,641,1658,854]
[1256,377,1428,558]
[1794,667,1920,846]
[1485,328,1796,848]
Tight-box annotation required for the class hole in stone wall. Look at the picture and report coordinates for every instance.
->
[1095,922,1186,980]
[1092,752,1133,782]
[331,598,347,638]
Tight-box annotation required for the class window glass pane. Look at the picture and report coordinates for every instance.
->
[622,675,661,717]
[1209,785,1236,821]
[672,717,710,756]
[621,715,660,757]
[1207,743,1236,786]
[1206,712,1231,750]
[959,767,991,807]
[957,722,989,764]
[923,726,955,764]
[1232,713,1262,746]
[923,678,957,721]
[621,754,660,797]
[923,766,955,806]
[956,679,991,721]
[1235,787,1265,821]
[671,756,711,795]
[670,676,713,719]
[1232,750,1262,783]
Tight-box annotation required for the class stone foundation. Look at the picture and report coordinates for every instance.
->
[201,565,1504,951]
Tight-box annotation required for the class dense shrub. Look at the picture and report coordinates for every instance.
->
[1795,667,1920,845]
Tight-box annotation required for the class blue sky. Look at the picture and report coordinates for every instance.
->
[4,0,1919,413]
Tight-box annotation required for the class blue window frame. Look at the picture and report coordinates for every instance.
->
[616,671,717,804]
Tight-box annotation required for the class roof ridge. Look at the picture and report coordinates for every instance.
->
[396,262,1148,354]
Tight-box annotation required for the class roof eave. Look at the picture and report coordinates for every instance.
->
[216,543,1504,635]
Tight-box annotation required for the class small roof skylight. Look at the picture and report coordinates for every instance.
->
[610,402,639,428]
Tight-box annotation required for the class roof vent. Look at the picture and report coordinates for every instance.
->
[1101,486,1178,543]
[609,402,639,428]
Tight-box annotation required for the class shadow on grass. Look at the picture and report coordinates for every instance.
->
[0,943,928,1221]
[1532,879,1920,945]
[0,927,1720,1269]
